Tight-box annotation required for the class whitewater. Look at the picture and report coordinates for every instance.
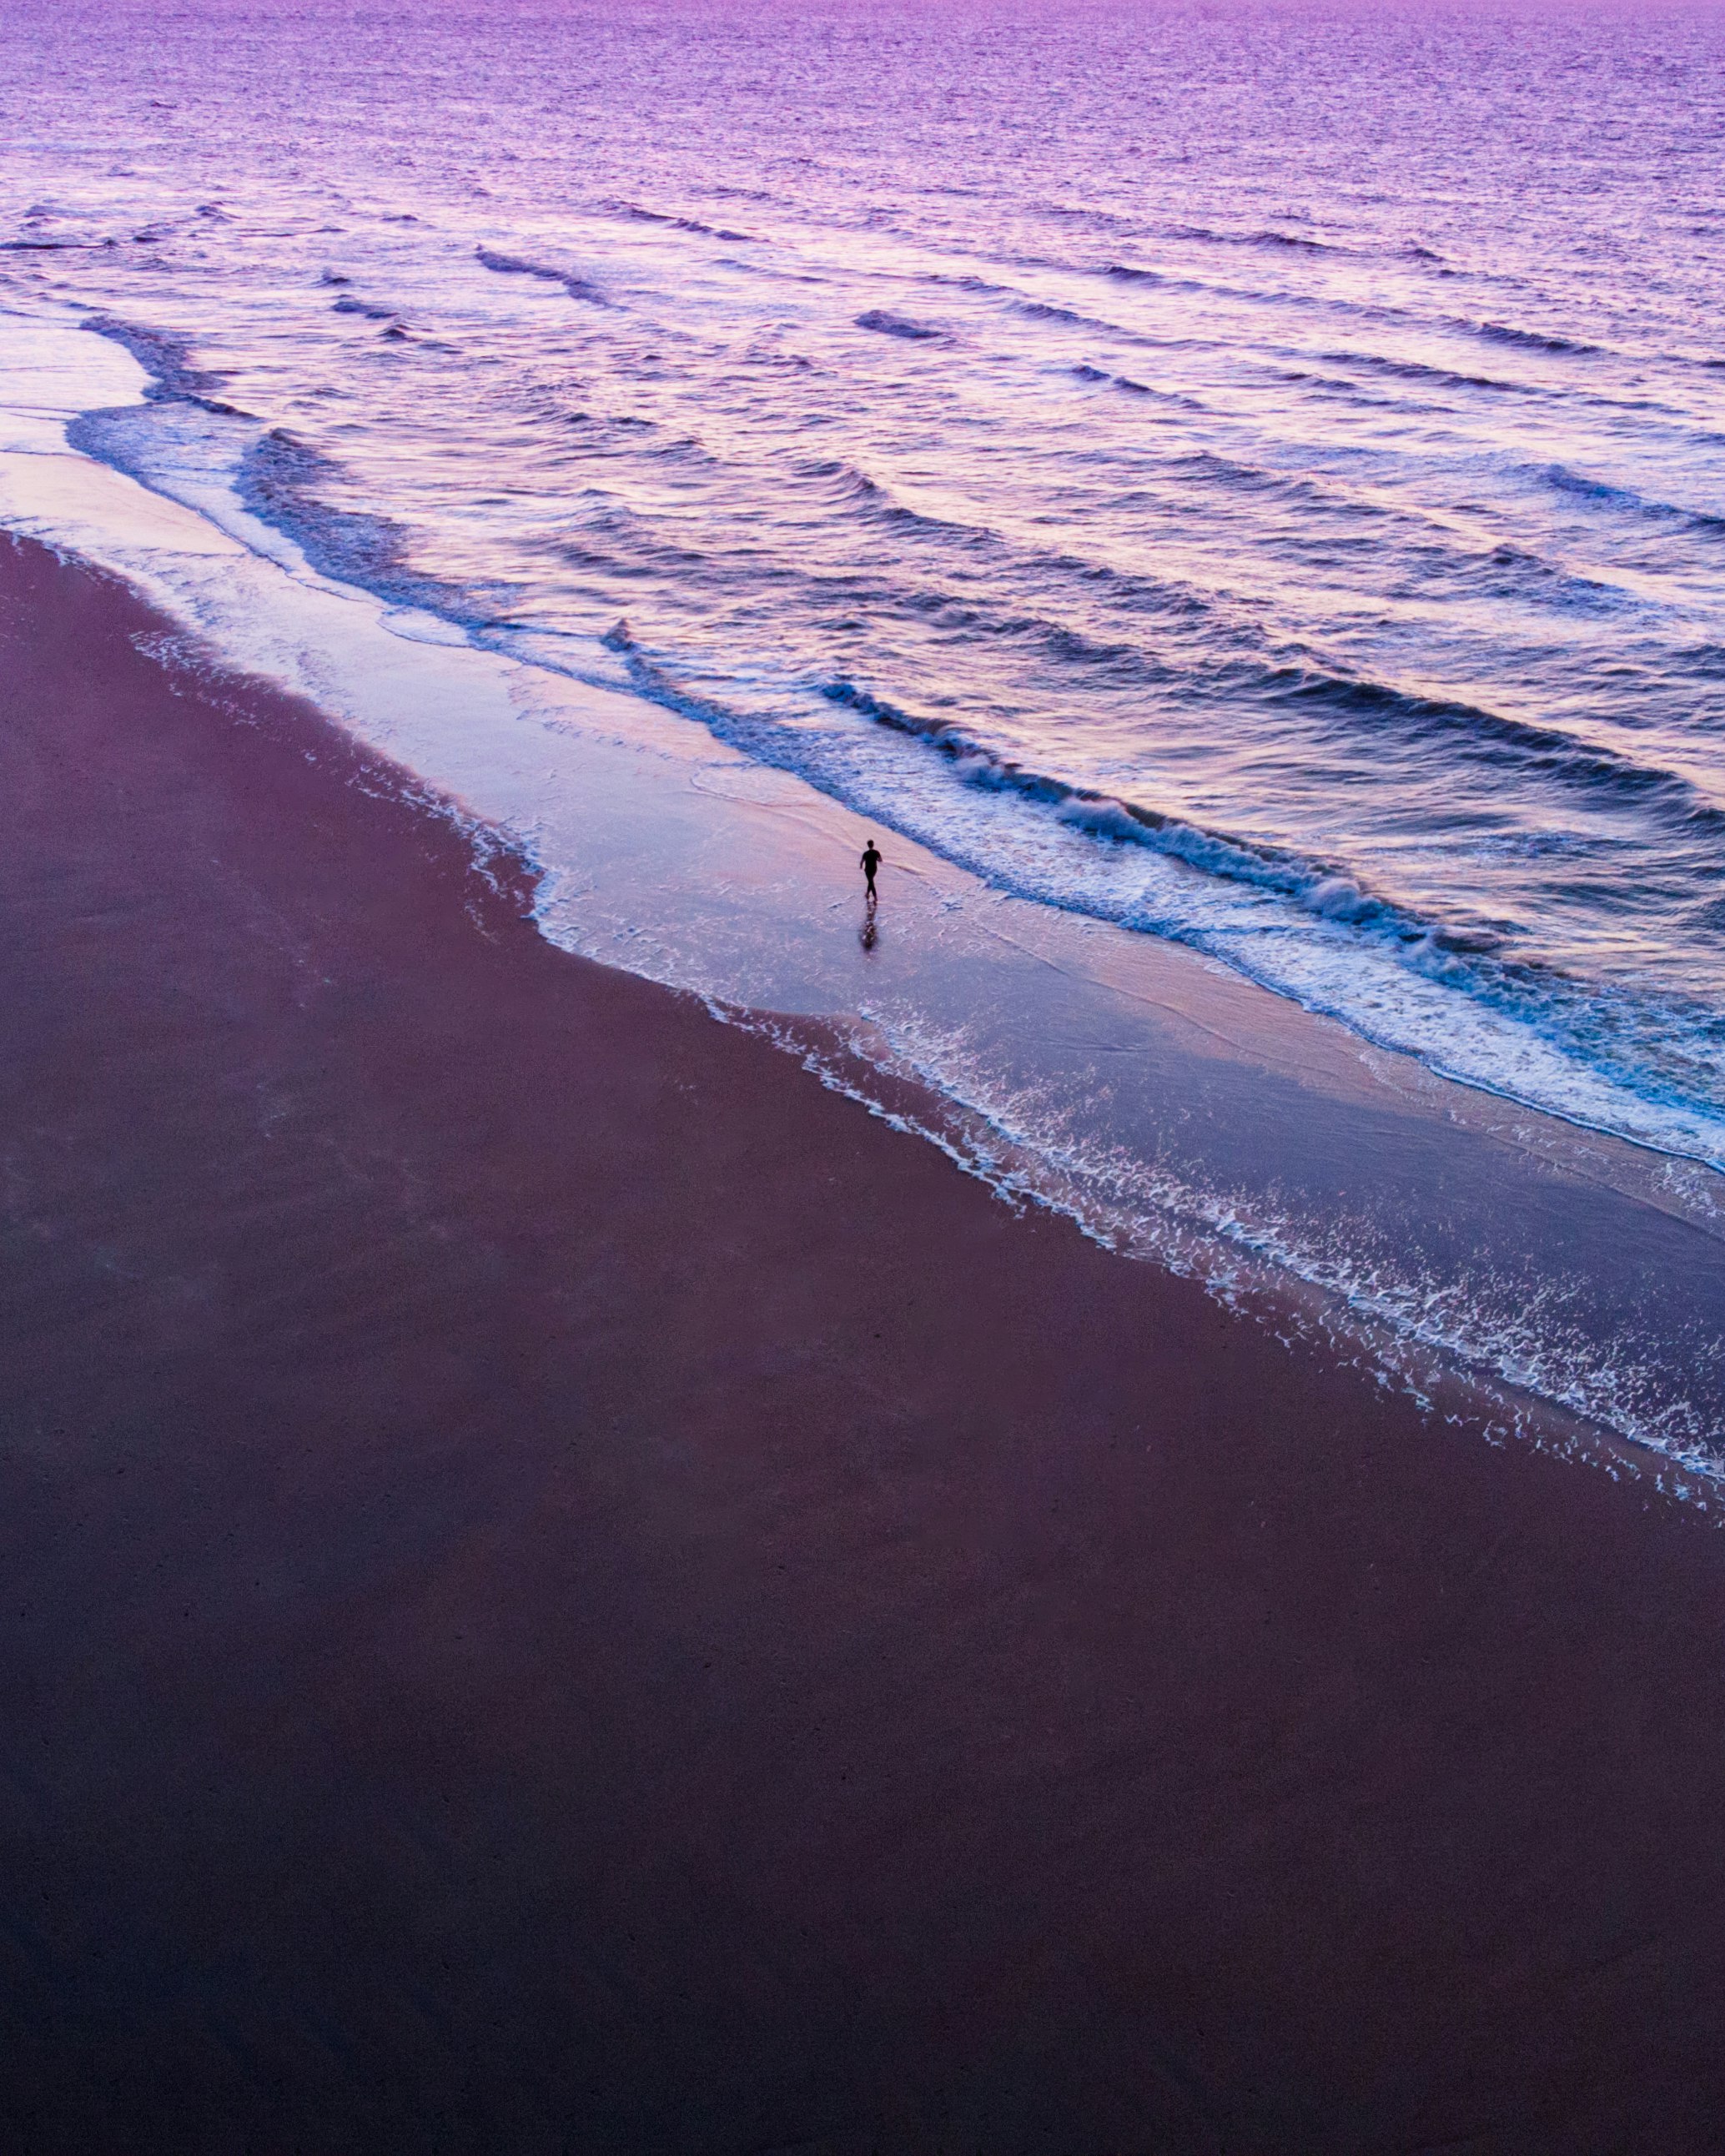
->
[4,0,1725,1475]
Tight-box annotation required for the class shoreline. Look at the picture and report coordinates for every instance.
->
[33,294,1725,1179]
[6,530,1725,2148]
[4,353,1724,1484]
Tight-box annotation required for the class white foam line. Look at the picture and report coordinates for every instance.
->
[705,1000,1720,1503]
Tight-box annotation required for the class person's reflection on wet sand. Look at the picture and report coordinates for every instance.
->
[859,837,883,951]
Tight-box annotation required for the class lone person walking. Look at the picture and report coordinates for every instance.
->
[860,837,883,899]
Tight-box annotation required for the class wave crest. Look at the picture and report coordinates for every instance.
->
[475,247,607,305]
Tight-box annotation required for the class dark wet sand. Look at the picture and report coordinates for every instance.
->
[3,530,1724,2154]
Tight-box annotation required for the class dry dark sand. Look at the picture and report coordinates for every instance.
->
[3,530,1724,2153]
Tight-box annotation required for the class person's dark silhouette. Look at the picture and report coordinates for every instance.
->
[861,839,883,897]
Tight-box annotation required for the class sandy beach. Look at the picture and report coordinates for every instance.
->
[3,527,1724,2153]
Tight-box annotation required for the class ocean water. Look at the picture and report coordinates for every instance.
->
[4,0,1725,1473]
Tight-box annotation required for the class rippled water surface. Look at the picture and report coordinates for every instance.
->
[4,0,1725,1157]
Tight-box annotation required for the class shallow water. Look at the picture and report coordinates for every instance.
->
[3,0,1724,1475]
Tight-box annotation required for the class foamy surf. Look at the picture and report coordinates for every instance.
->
[38,310,1725,1178]
[2,299,1722,1493]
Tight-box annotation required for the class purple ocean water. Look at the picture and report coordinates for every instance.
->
[4,0,1725,1470]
